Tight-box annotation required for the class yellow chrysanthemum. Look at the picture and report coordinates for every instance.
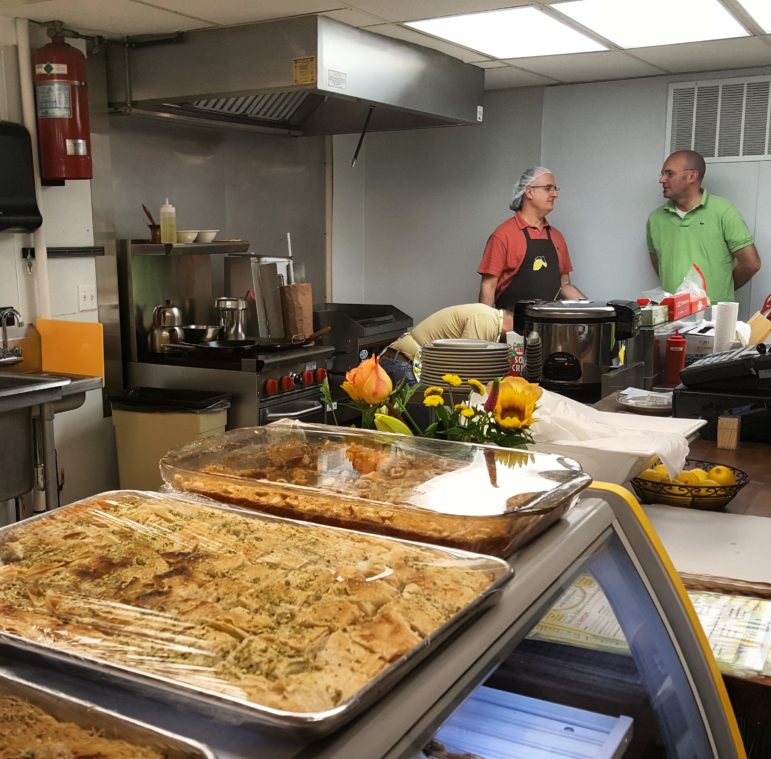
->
[441,374,462,386]
[423,385,444,398]
[460,408,475,418]
[423,394,443,408]
[453,403,466,411]
[493,376,540,430]
[467,378,485,395]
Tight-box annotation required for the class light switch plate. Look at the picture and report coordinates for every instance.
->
[77,284,97,311]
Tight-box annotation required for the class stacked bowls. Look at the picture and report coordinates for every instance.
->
[419,339,511,391]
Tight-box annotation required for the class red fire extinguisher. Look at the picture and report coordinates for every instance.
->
[32,34,92,183]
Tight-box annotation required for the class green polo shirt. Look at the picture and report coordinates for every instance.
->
[646,189,753,303]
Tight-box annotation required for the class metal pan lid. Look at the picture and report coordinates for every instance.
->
[525,300,616,321]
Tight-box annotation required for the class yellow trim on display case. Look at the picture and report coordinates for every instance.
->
[591,481,746,759]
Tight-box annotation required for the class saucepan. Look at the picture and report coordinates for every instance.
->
[180,324,222,343]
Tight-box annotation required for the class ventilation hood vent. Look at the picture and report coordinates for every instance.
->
[107,16,484,136]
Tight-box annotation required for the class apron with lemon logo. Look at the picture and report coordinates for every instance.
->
[495,225,562,309]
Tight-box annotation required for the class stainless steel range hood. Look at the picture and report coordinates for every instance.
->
[107,16,484,136]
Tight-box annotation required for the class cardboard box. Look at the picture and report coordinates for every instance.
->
[661,291,690,321]
[690,294,709,314]
[639,304,669,326]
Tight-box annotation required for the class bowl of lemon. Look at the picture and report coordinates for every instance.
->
[631,459,749,510]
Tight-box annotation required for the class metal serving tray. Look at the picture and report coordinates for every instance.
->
[0,668,215,757]
[0,490,512,736]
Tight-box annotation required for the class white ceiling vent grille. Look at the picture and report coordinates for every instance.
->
[667,76,771,162]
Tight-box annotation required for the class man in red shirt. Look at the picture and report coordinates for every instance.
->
[478,166,584,309]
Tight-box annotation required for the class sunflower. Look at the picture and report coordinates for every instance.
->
[493,376,540,429]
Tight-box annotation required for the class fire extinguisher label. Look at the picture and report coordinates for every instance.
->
[35,82,72,118]
[35,62,68,75]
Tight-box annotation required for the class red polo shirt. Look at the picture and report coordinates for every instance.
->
[478,213,573,298]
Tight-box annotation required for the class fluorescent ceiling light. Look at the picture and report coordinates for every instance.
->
[736,0,771,33]
[405,7,606,59]
[557,0,748,49]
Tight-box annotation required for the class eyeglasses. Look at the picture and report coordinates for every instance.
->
[529,184,560,192]
[660,169,696,179]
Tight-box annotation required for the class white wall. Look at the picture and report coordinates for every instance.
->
[0,19,117,514]
[542,71,771,318]
[332,87,544,323]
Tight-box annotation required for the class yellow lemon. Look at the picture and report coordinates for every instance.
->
[638,468,664,483]
[697,479,720,487]
[708,465,737,486]
[653,464,670,480]
[688,468,709,482]
[674,471,700,485]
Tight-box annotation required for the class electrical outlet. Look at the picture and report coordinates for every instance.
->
[77,284,97,311]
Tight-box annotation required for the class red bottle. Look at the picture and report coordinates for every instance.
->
[663,331,687,385]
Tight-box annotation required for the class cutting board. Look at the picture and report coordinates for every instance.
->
[35,318,104,377]
[280,282,313,339]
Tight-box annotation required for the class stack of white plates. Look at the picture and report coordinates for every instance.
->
[420,339,510,391]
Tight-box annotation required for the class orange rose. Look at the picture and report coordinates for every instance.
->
[493,376,541,429]
[341,356,393,405]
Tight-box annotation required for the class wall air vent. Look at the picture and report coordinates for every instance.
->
[667,76,771,162]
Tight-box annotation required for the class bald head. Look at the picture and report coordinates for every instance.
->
[668,150,706,182]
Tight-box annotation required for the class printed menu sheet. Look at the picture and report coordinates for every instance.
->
[530,574,771,679]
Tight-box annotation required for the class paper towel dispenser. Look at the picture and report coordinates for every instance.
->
[0,121,42,233]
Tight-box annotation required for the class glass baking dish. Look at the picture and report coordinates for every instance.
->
[160,421,591,557]
[0,490,511,734]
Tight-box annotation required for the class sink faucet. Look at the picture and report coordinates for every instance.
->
[0,308,23,353]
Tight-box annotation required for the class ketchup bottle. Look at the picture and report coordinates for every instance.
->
[663,331,687,385]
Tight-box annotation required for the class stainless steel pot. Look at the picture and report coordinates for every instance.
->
[148,299,184,352]
[181,324,222,343]
[215,297,248,340]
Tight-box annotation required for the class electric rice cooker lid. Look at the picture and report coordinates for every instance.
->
[525,300,616,323]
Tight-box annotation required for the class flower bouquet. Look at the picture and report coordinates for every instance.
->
[321,356,541,449]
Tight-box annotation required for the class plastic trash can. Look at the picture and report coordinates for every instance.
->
[110,387,230,491]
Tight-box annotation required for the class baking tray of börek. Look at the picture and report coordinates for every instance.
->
[0,668,215,757]
[0,490,511,735]
[160,422,591,557]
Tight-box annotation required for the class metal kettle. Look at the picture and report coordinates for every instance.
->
[148,299,184,352]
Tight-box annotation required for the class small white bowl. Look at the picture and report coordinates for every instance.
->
[196,229,220,243]
[176,230,199,244]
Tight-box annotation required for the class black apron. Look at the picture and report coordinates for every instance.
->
[494,226,562,310]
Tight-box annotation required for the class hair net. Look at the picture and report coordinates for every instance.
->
[509,166,552,211]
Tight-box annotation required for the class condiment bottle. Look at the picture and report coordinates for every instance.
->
[663,330,687,385]
[159,198,176,244]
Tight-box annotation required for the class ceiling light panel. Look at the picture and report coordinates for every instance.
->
[556,0,748,49]
[736,0,771,33]
[406,7,606,59]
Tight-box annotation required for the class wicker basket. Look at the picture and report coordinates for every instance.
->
[630,459,749,511]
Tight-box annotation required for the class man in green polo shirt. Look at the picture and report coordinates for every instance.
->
[647,150,761,303]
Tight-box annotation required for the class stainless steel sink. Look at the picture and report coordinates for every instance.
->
[0,373,72,502]
[0,372,71,399]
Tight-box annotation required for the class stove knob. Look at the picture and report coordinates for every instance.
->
[264,378,279,396]
[315,367,327,383]
[280,375,295,392]
[302,370,315,386]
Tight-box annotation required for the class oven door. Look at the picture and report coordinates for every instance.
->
[258,394,327,425]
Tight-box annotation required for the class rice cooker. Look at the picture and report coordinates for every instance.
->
[523,300,640,399]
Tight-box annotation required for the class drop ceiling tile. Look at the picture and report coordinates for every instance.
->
[484,65,559,90]
[0,0,207,36]
[323,8,386,27]
[148,0,340,27]
[631,37,771,73]
[348,0,535,24]
[365,22,492,63]
[507,50,666,83]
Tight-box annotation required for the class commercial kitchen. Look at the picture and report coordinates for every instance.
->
[1,1,771,757]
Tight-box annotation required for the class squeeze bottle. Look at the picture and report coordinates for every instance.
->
[160,198,177,244]
[663,330,687,385]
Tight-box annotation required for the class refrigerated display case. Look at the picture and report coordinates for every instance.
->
[1,483,745,758]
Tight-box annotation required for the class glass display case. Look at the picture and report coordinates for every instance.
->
[1,483,745,758]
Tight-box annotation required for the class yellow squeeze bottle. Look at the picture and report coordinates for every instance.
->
[160,198,176,244]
